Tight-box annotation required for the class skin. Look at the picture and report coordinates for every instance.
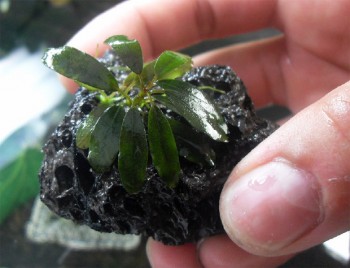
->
[62,0,350,267]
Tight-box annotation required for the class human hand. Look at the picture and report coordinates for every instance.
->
[63,0,350,267]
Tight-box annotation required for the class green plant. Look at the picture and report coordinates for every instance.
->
[42,35,228,193]
[0,147,42,224]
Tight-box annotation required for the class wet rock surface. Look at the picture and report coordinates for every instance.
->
[39,52,278,245]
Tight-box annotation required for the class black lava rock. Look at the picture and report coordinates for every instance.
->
[39,52,278,245]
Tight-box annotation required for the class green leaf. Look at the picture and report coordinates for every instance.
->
[118,108,148,193]
[0,147,42,224]
[76,103,109,149]
[155,80,229,142]
[42,46,119,93]
[168,119,215,167]
[154,51,192,80]
[105,35,143,74]
[148,106,180,188]
[122,62,155,94]
[88,106,125,172]
[123,72,138,89]
[140,61,156,86]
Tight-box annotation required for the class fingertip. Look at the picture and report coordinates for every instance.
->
[59,75,79,94]
[198,235,293,267]
[146,238,202,268]
[220,160,324,256]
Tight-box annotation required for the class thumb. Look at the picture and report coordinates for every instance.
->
[220,81,350,257]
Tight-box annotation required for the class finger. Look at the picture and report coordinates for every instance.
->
[146,238,202,268]
[62,0,277,92]
[68,0,277,59]
[193,35,350,110]
[220,81,350,256]
[198,234,293,268]
[193,36,286,108]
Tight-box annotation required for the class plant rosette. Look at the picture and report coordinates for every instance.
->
[39,35,277,245]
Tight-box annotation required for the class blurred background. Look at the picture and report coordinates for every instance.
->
[0,0,348,267]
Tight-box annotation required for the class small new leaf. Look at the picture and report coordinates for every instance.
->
[76,103,109,149]
[42,46,119,93]
[88,106,125,172]
[148,106,180,188]
[155,51,192,80]
[140,61,156,86]
[118,108,148,193]
[155,80,229,142]
[105,35,143,74]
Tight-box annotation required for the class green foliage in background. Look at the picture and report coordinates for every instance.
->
[0,147,42,224]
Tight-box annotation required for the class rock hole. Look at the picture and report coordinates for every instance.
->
[56,194,72,210]
[89,210,100,223]
[228,125,242,139]
[117,220,131,233]
[54,165,74,192]
[80,102,93,114]
[69,208,84,222]
[123,197,145,217]
[103,203,113,215]
[75,152,95,195]
[61,129,72,148]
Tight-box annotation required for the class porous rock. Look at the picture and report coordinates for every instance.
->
[39,52,277,245]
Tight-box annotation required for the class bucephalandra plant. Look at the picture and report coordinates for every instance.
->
[42,35,229,193]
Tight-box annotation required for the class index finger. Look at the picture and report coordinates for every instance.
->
[63,0,277,91]
[69,0,277,58]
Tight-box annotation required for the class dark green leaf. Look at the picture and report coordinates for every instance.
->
[0,147,42,224]
[168,119,216,167]
[42,46,119,93]
[105,35,143,74]
[154,51,192,80]
[76,103,109,149]
[148,106,180,187]
[88,106,125,172]
[155,80,229,142]
[118,108,148,193]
